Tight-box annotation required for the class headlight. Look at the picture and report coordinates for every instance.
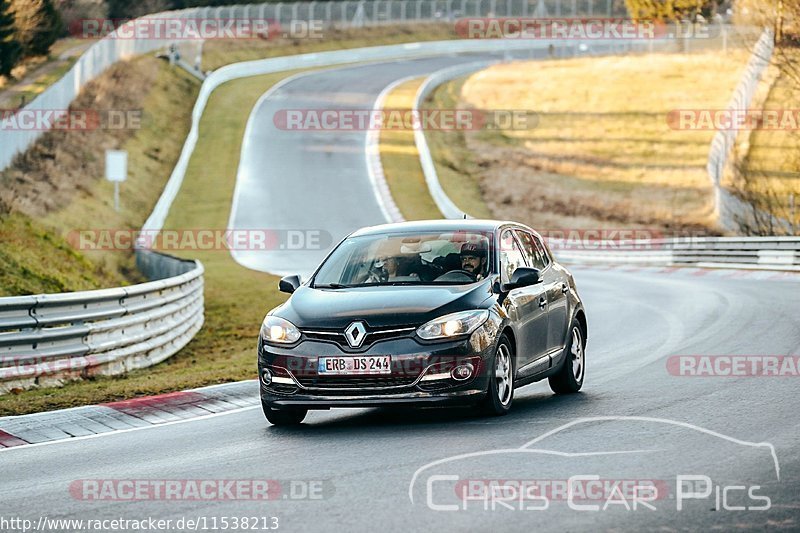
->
[260,315,301,344]
[416,310,489,340]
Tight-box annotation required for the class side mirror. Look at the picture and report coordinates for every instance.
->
[279,274,301,294]
[501,267,541,291]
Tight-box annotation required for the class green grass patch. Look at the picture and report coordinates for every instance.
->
[423,77,494,219]
[0,58,200,297]
[379,78,443,220]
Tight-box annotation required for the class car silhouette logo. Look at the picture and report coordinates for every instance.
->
[344,321,367,348]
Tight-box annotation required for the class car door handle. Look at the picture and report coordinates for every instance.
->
[561,283,569,294]
[538,296,547,309]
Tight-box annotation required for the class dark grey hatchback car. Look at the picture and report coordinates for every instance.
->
[258,220,587,425]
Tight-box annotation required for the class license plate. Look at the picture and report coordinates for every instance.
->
[318,356,391,375]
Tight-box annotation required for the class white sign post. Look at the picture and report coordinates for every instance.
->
[105,150,127,212]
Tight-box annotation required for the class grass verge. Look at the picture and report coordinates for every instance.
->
[738,48,800,233]
[379,78,442,220]
[378,76,495,221]
[0,57,201,296]
[428,50,753,232]
[422,77,494,219]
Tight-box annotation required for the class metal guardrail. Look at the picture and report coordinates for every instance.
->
[0,251,204,393]
[552,237,800,271]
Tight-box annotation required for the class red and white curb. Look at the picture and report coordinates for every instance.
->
[0,380,259,449]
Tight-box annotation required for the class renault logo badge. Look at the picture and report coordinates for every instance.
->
[344,321,367,348]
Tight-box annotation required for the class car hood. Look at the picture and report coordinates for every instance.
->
[274,279,495,329]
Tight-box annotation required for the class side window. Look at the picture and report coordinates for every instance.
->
[515,230,547,270]
[533,235,551,268]
[500,230,528,283]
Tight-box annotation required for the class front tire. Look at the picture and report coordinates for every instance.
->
[262,400,307,426]
[549,318,585,394]
[479,334,514,416]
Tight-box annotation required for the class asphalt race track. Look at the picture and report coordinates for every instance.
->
[2,56,799,532]
[227,51,551,277]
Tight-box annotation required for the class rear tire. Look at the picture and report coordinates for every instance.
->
[262,400,307,426]
[549,318,585,394]
[479,334,514,416]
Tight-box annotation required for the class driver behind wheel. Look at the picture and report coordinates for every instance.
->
[460,242,487,280]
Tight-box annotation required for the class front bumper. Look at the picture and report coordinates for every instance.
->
[258,332,495,409]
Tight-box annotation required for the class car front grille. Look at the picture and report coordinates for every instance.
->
[295,374,419,389]
[300,325,416,351]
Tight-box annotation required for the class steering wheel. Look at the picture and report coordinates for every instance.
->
[434,269,476,282]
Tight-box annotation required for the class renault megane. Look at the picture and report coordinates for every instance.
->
[257,219,587,425]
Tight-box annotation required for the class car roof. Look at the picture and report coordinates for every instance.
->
[349,219,518,237]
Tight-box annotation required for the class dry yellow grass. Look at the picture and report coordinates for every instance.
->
[739,48,800,233]
[434,50,754,231]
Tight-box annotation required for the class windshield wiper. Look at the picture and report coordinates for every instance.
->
[313,283,351,289]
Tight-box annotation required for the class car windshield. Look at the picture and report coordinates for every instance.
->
[313,231,493,287]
